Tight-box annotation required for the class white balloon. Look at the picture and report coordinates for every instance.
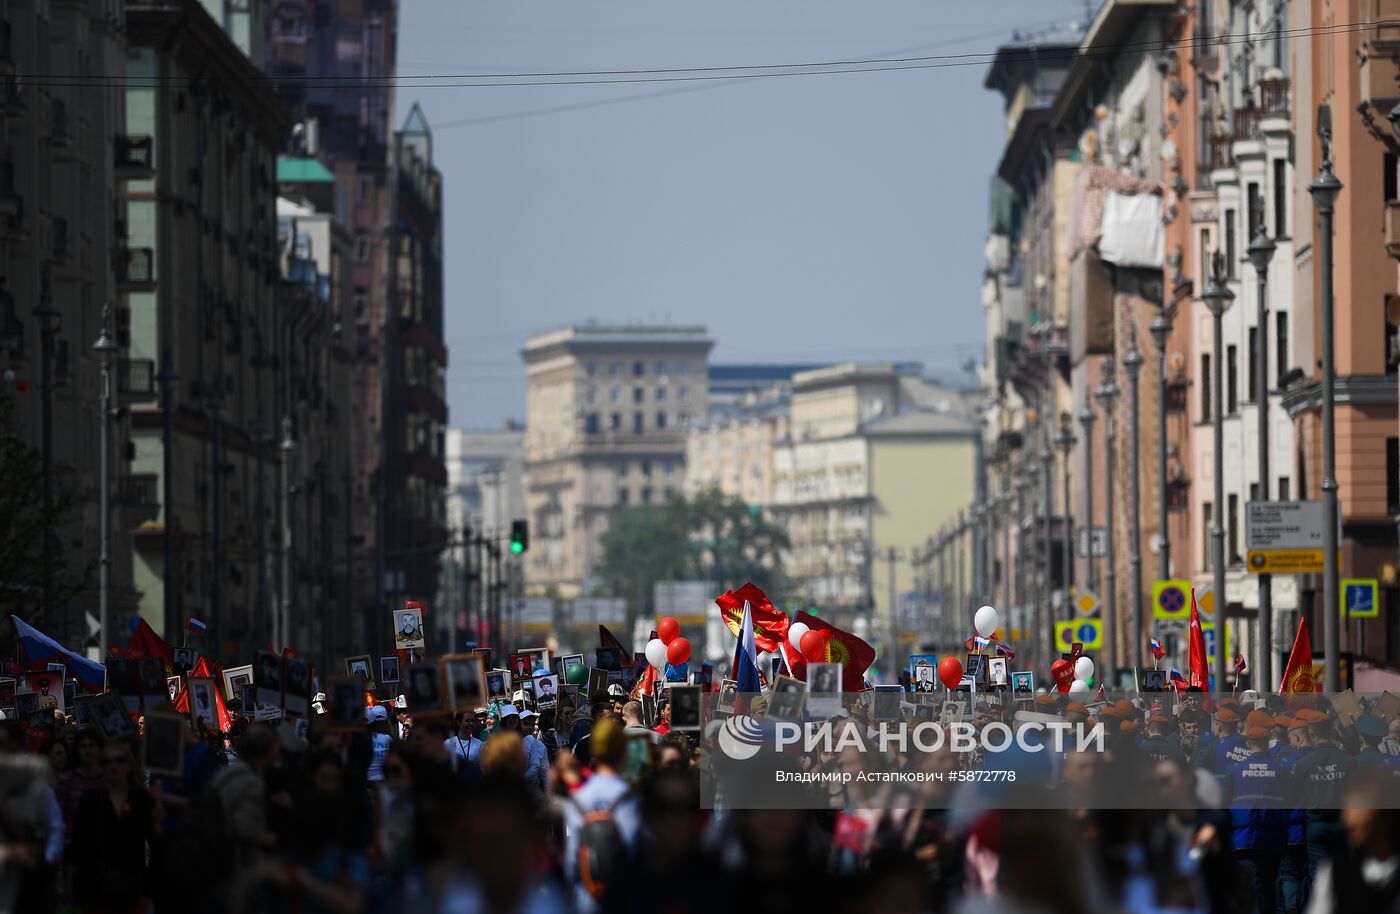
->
[788,622,811,650]
[1068,679,1091,695]
[1074,657,1095,682]
[974,605,999,638]
[645,638,668,670]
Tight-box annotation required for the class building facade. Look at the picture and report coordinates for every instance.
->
[521,325,713,596]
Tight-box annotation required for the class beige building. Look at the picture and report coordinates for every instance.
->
[685,384,789,508]
[521,325,713,596]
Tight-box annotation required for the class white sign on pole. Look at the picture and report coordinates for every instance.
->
[1245,500,1325,550]
[1076,528,1108,558]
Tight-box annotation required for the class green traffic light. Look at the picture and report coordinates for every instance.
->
[510,540,524,554]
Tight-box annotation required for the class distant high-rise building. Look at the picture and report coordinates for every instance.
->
[521,325,713,595]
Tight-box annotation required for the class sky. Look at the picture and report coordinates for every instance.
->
[393,0,1089,428]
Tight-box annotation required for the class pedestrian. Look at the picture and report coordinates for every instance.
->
[71,740,156,914]
[562,717,640,912]
[1277,714,1313,914]
[1228,724,1287,914]
[1292,709,1355,879]
[1303,771,1400,913]
[211,722,280,869]
[364,704,394,783]
[621,700,660,744]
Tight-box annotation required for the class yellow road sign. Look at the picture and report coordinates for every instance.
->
[1342,578,1379,618]
[1152,579,1191,620]
[1247,549,1325,573]
[1074,591,1099,616]
[1054,619,1102,651]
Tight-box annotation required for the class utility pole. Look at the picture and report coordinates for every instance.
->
[94,308,117,655]
[279,416,296,651]
[158,348,178,639]
[1096,360,1120,680]
[1248,208,1277,688]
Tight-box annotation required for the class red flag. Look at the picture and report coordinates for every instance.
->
[715,584,790,654]
[128,618,174,670]
[1280,614,1318,694]
[599,624,630,657]
[173,657,233,734]
[1188,588,1209,690]
[630,664,659,700]
[783,611,874,693]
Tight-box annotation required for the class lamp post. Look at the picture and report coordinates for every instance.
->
[1079,402,1098,595]
[1247,214,1277,689]
[1202,251,1235,692]
[32,273,59,626]
[1123,334,1145,670]
[93,307,117,655]
[206,391,224,650]
[1095,360,1120,680]
[1149,309,1173,582]
[1040,428,1055,663]
[157,350,178,639]
[278,415,296,652]
[1015,471,1031,658]
[1054,412,1075,614]
[999,488,1012,612]
[1309,123,1343,692]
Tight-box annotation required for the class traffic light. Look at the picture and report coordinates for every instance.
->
[510,519,529,555]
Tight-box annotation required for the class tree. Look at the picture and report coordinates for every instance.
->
[0,393,90,625]
[595,485,788,623]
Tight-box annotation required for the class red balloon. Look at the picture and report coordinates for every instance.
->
[657,617,680,645]
[799,629,827,662]
[666,637,691,666]
[1051,659,1074,693]
[937,656,963,690]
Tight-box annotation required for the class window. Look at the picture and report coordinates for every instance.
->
[353,293,368,321]
[1278,476,1290,501]
[1227,345,1238,413]
[1250,482,1259,503]
[678,387,689,403]
[584,413,600,434]
[1273,159,1288,236]
[586,386,597,404]
[633,387,644,404]
[632,361,645,377]
[619,487,629,505]
[1225,210,1237,278]
[618,463,628,477]
[663,460,675,476]
[1248,327,1259,402]
[677,362,689,377]
[1276,313,1289,385]
[656,411,668,430]
[609,388,620,403]
[357,175,373,202]
[1203,502,1213,570]
[641,486,653,505]
[609,362,621,377]
[609,412,621,430]
[1228,493,1240,565]
[1247,183,1261,239]
[354,234,370,262]
[1199,229,1211,288]
[1298,441,1308,500]
[633,412,644,434]
[655,360,667,376]
[585,362,598,377]
[1386,153,1398,203]
[1389,438,1400,515]
[655,387,666,402]
[1200,354,1212,419]
[641,460,652,476]
[678,411,690,428]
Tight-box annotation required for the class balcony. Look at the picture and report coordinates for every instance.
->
[118,472,160,526]
[1165,371,1189,413]
[118,358,156,402]
[115,248,155,291]
[115,136,154,180]
[1233,78,1290,142]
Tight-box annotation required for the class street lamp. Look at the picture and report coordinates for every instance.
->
[1149,309,1173,584]
[1040,427,1055,663]
[1247,212,1277,689]
[1123,333,1145,670]
[32,272,58,626]
[1015,470,1032,659]
[279,415,296,652]
[1095,359,1120,681]
[1202,250,1235,693]
[93,306,117,656]
[156,350,178,639]
[1054,412,1075,615]
[1309,113,1343,692]
[1078,402,1098,596]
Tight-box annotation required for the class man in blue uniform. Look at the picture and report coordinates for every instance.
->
[1291,708,1355,880]
[1275,714,1311,914]
[1228,724,1288,914]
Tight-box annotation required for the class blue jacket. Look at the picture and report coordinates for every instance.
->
[1214,734,1250,773]
[1227,752,1288,851]
[1291,744,1354,829]
[1277,747,1309,845]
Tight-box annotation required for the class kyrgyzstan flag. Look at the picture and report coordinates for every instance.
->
[1188,588,1209,690]
[783,610,874,693]
[715,583,789,654]
[1280,614,1319,694]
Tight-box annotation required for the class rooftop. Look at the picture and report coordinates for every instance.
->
[522,324,713,357]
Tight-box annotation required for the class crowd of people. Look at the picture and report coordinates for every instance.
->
[2,672,1399,914]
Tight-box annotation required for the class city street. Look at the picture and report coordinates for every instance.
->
[2,1,1400,912]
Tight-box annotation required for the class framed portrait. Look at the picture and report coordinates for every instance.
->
[587,667,610,699]
[533,673,559,711]
[254,651,284,710]
[109,657,142,711]
[221,665,253,705]
[14,692,40,719]
[717,678,738,716]
[669,685,701,731]
[485,669,509,701]
[73,695,95,727]
[640,692,657,728]
[172,647,197,675]
[443,655,486,712]
[393,605,426,651]
[62,679,77,712]
[874,684,903,722]
[133,658,166,711]
[91,692,135,742]
[166,676,181,704]
[507,653,534,681]
[327,677,366,732]
[1011,671,1035,701]
[142,712,186,778]
[404,662,447,715]
[379,656,401,685]
[768,675,806,720]
[964,653,987,685]
[344,655,374,684]
[696,665,713,689]
[560,684,581,712]
[594,646,623,672]
[560,654,587,685]
[0,677,14,709]
[986,657,1009,688]
[806,663,842,719]
[23,670,64,706]
[283,658,312,718]
[472,647,493,671]
[1142,669,1167,693]
[939,699,967,725]
[909,655,938,694]
[188,678,219,730]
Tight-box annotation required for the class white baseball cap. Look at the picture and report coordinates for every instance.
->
[498,703,520,718]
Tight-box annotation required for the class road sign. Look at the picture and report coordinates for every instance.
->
[1195,585,1216,622]
[1202,622,1232,664]
[1073,590,1099,617]
[1055,619,1102,651]
[1247,549,1326,573]
[1152,579,1191,621]
[1076,528,1108,558]
[1343,578,1379,618]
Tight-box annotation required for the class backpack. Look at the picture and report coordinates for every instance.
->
[572,792,631,901]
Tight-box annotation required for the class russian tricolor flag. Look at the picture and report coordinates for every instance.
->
[731,600,763,695]
[1150,638,1166,661]
[185,618,207,636]
[12,616,106,693]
